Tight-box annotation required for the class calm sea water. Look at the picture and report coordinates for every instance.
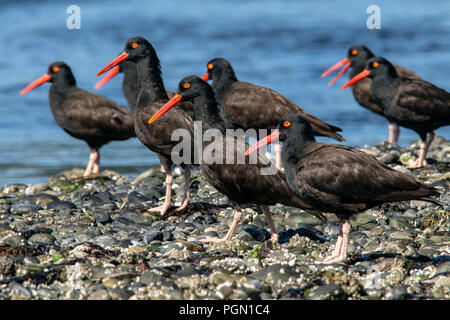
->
[1,0,449,186]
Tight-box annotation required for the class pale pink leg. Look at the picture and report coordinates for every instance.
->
[83,148,99,177]
[200,203,243,243]
[261,205,279,242]
[407,133,434,168]
[149,156,173,216]
[388,122,395,144]
[317,220,351,264]
[176,166,191,212]
[92,151,100,174]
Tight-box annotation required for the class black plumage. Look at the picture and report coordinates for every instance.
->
[20,61,135,177]
[97,37,195,215]
[95,58,194,118]
[203,57,344,169]
[323,45,420,144]
[343,56,450,168]
[149,76,323,243]
[249,114,440,263]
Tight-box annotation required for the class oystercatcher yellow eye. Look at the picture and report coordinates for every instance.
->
[351,49,358,56]
[207,63,213,70]
[52,66,60,73]
[372,61,379,68]
[183,82,191,89]
[282,120,291,128]
[131,42,139,49]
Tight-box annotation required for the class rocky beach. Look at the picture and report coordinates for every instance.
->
[0,138,448,300]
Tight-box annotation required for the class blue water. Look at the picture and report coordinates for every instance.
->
[1,0,449,186]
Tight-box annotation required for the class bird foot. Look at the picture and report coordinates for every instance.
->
[148,204,171,217]
[406,158,428,169]
[315,255,347,264]
[175,200,189,212]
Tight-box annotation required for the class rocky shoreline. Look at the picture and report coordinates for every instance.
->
[0,138,448,300]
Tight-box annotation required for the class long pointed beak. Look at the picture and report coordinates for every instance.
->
[201,73,209,81]
[94,66,120,90]
[244,131,281,156]
[321,57,351,84]
[327,62,351,86]
[148,94,183,124]
[20,74,52,95]
[97,51,129,76]
[341,69,371,89]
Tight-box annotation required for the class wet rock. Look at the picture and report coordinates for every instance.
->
[307,284,347,300]
[28,233,55,245]
[143,231,164,244]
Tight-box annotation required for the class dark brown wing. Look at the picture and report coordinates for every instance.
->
[201,135,323,219]
[222,81,344,141]
[391,78,450,128]
[287,143,439,216]
[394,64,420,80]
[134,100,195,161]
[55,88,135,145]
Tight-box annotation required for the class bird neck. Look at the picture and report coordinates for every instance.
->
[281,134,315,167]
[211,68,238,103]
[135,55,168,106]
[122,64,140,109]
[370,72,399,112]
[192,90,226,134]
[49,74,76,107]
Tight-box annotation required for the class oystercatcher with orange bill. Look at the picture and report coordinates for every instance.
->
[20,61,136,177]
[322,45,420,144]
[95,60,194,118]
[201,57,344,169]
[342,57,450,168]
[246,114,441,263]
[148,76,323,243]
[97,37,195,216]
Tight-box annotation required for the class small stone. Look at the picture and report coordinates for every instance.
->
[307,284,347,300]
[4,235,23,248]
[28,233,55,245]
[143,231,164,244]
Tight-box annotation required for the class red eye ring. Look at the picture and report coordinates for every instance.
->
[52,66,60,72]
[207,63,213,70]
[372,61,379,68]
[351,49,358,56]
[131,42,139,49]
[183,82,191,89]
[282,120,291,127]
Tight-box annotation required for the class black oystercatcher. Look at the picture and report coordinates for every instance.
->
[201,57,344,169]
[20,61,136,177]
[246,114,441,263]
[95,58,194,118]
[322,45,421,144]
[148,76,324,243]
[342,57,450,168]
[97,37,195,215]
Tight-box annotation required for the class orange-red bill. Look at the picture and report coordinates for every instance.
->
[327,62,351,86]
[321,57,351,78]
[20,74,52,95]
[244,131,281,156]
[148,94,183,124]
[94,66,120,90]
[341,69,371,90]
[97,51,129,76]
[201,73,209,81]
